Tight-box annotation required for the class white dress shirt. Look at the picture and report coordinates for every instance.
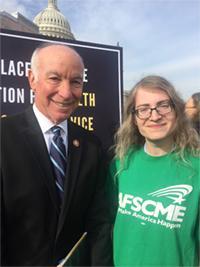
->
[33,104,68,155]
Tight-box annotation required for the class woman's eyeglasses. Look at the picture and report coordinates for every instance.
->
[132,100,174,120]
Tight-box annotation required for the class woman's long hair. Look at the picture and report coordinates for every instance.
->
[114,75,200,161]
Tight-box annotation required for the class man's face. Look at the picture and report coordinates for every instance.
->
[28,45,84,124]
[134,87,176,144]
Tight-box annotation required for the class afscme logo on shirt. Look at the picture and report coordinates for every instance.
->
[148,184,193,204]
[119,185,193,223]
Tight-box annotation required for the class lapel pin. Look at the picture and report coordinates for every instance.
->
[73,139,80,147]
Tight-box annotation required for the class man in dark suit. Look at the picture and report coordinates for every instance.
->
[1,43,113,266]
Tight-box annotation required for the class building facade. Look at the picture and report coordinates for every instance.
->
[0,11,38,34]
[0,0,75,40]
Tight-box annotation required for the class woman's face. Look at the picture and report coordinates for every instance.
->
[134,87,177,145]
[185,97,198,120]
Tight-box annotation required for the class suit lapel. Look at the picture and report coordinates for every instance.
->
[22,109,84,235]
[56,122,83,237]
[23,108,60,213]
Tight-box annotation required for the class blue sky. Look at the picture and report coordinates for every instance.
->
[1,0,200,100]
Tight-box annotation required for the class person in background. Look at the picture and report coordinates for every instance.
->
[108,75,200,266]
[1,43,113,266]
[185,92,200,134]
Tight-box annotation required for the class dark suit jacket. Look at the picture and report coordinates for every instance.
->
[1,107,113,266]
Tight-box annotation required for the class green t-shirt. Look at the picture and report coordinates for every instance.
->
[109,148,200,266]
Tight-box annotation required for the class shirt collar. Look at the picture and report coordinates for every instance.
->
[33,104,68,136]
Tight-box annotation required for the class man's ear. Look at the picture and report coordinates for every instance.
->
[28,69,36,92]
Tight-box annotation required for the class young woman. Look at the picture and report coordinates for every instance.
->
[109,75,200,266]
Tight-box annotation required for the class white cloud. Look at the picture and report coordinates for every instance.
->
[0,0,26,14]
[124,54,200,100]
[137,55,200,75]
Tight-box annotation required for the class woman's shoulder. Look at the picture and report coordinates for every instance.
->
[109,146,141,171]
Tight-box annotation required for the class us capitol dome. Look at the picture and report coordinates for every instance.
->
[33,0,75,40]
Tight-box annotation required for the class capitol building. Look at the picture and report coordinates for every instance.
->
[0,0,75,40]
[34,0,75,39]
